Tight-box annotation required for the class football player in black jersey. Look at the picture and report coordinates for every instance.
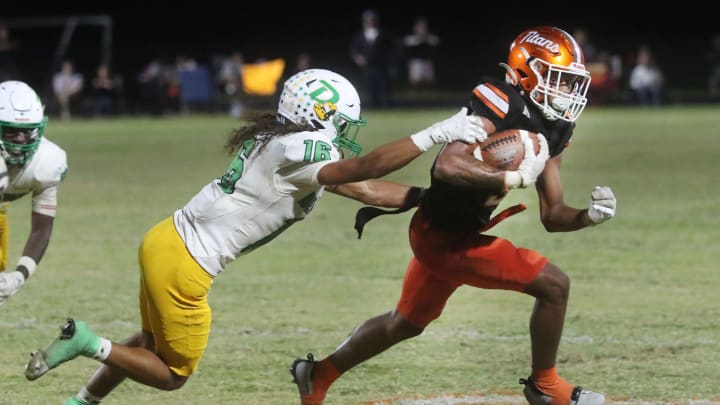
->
[292,27,616,405]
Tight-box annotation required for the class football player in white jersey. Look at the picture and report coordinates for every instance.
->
[0,80,68,306]
[24,68,488,404]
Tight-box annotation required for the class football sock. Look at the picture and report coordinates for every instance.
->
[311,358,341,393]
[76,386,103,404]
[93,337,112,361]
[531,366,573,405]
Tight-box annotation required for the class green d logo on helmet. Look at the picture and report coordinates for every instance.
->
[277,69,367,157]
[0,80,47,166]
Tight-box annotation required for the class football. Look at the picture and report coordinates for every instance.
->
[472,129,541,170]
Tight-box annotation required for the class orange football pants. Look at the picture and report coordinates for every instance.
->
[396,210,548,328]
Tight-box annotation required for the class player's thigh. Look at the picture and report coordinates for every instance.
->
[138,217,214,377]
[396,257,461,328]
[457,235,548,291]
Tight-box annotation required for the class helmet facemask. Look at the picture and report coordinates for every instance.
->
[0,117,46,166]
[528,58,591,122]
[332,111,366,157]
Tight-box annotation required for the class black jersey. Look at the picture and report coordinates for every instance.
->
[421,78,574,232]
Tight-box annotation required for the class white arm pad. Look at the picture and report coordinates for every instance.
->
[17,256,38,280]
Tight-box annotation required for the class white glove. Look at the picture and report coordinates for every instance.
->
[505,132,549,188]
[587,186,616,224]
[0,271,25,306]
[410,107,488,151]
[0,257,36,306]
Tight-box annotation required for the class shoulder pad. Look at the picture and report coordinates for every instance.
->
[31,138,68,187]
[468,78,525,126]
[280,131,340,164]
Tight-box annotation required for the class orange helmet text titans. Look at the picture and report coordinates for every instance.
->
[501,26,591,122]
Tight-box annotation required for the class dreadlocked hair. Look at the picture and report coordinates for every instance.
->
[224,112,316,155]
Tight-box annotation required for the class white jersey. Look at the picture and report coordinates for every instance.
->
[174,130,341,276]
[2,137,68,217]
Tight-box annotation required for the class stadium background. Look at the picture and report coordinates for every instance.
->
[1,4,719,404]
[1,5,717,111]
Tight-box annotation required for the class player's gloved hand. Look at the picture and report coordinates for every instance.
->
[505,132,549,189]
[0,257,36,306]
[587,186,616,224]
[0,271,25,305]
[411,107,488,151]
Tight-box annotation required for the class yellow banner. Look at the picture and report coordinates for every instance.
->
[242,59,286,96]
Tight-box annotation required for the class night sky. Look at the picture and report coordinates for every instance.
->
[2,4,716,97]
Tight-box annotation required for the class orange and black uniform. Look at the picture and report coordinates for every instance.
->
[396,79,575,328]
[422,78,573,232]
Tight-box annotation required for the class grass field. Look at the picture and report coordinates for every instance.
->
[1,106,718,404]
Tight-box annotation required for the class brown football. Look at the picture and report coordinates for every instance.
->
[473,129,541,170]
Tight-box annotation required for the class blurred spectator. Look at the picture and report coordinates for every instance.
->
[89,64,118,117]
[587,51,623,105]
[574,28,623,105]
[402,16,440,88]
[296,52,311,72]
[572,28,597,63]
[139,57,186,115]
[706,33,720,98]
[217,51,245,118]
[0,24,19,81]
[176,54,213,114]
[628,46,664,106]
[349,9,400,108]
[138,59,167,115]
[52,60,84,119]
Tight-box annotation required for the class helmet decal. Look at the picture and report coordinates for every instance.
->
[313,101,337,121]
[308,80,340,104]
[277,69,367,156]
[519,31,561,54]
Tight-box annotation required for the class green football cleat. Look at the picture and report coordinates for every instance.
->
[25,318,99,381]
[62,397,93,405]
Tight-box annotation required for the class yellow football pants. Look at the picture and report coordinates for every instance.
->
[138,216,214,377]
[0,204,9,271]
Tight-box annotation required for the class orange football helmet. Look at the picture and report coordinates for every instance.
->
[501,26,591,122]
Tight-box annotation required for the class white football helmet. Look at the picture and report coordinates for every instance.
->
[277,69,366,156]
[0,80,47,165]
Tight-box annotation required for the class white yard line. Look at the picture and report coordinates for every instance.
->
[360,393,720,405]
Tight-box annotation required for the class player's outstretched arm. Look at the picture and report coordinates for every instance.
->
[317,108,487,186]
[327,180,424,208]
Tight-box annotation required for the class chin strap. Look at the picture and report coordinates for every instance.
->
[499,63,520,87]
